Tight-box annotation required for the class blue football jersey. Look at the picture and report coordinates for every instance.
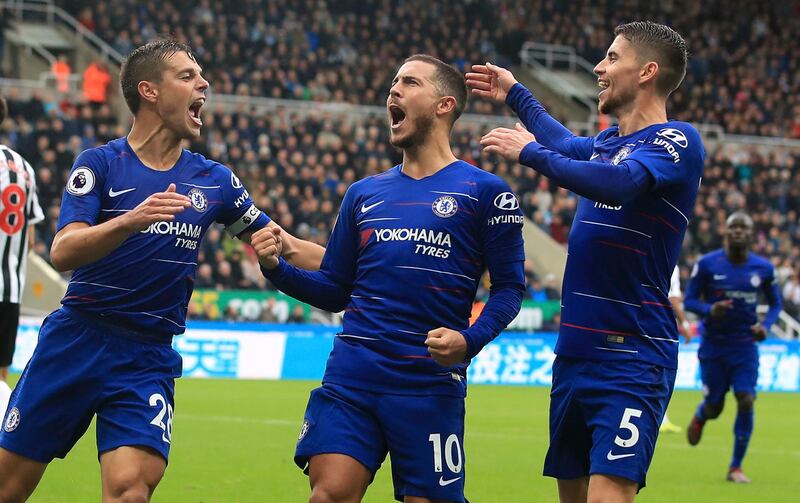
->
[686,249,781,355]
[318,161,525,396]
[57,137,269,338]
[554,122,705,369]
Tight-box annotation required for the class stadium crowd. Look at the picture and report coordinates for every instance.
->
[0,91,798,320]
[53,0,800,137]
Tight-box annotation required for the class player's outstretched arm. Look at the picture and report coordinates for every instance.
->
[466,63,593,159]
[254,228,350,313]
[481,125,654,206]
[683,263,718,318]
[50,183,190,271]
[241,222,325,271]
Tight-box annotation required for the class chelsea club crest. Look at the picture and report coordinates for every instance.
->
[612,147,632,165]
[432,195,458,218]
[188,188,208,212]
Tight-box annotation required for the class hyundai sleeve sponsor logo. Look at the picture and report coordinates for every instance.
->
[656,128,688,148]
[493,192,519,211]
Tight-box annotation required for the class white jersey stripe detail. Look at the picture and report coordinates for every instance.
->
[154,258,198,266]
[336,334,380,341]
[579,220,652,238]
[594,346,639,354]
[139,311,185,328]
[179,183,220,189]
[640,333,679,343]
[70,281,135,292]
[358,217,400,224]
[430,190,479,202]
[101,208,132,212]
[572,291,641,308]
[397,329,428,336]
[395,265,475,281]
[351,294,386,300]
[661,197,689,224]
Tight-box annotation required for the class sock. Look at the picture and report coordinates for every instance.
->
[695,402,709,422]
[730,409,754,468]
[0,380,11,416]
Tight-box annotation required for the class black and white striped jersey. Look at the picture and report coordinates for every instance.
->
[0,144,45,303]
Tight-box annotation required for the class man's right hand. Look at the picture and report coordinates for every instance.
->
[465,62,519,103]
[252,226,283,270]
[709,299,734,319]
[120,183,191,232]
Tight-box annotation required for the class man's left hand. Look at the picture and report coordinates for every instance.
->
[480,123,537,161]
[751,324,768,342]
[425,327,468,367]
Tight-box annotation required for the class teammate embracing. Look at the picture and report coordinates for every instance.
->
[468,21,704,502]
[0,39,322,502]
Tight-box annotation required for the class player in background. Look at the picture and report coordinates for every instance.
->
[660,266,691,433]
[684,212,781,483]
[467,21,704,503]
[0,40,323,502]
[252,54,525,503]
[0,96,45,414]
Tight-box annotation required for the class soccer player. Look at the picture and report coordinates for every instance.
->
[467,21,704,502]
[0,39,323,502]
[253,54,525,503]
[0,96,45,413]
[684,212,781,483]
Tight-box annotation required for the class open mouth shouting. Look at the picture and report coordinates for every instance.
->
[188,97,205,127]
[388,103,406,130]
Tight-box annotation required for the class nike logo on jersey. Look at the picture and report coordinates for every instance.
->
[713,274,727,280]
[606,450,635,461]
[109,187,136,198]
[361,200,384,213]
[438,476,462,487]
[590,152,600,160]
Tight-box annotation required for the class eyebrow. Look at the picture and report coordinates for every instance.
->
[607,50,619,59]
[177,66,203,75]
[391,75,422,85]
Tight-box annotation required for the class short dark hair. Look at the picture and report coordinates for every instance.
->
[403,54,468,124]
[0,97,6,127]
[614,21,688,97]
[119,38,196,114]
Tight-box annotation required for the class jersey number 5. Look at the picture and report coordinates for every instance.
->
[614,407,642,448]
[0,185,26,235]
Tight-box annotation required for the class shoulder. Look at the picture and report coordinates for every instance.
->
[751,253,775,271]
[698,250,724,267]
[649,121,703,152]
[348,165,399,194]
[461,161,512,193]
[596,126,619,142]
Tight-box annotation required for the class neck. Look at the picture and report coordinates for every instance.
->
[725,246,748,265]
[616,93,668,136]
[401,129,457,179]
[127,112,184,171]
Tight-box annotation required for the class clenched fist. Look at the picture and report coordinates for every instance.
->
[425,327,468,367]
[251,226,283,269]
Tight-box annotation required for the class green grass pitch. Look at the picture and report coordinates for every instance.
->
[21,379,800,502]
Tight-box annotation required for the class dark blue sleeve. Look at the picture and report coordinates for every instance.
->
[461,261,525,359]
[57,149,107,232]
[460,177,526,358]
[762,265,782,331]
[261,257,351,312]
[684,260,711,317]
[261,184,360,311]
[215,165,270,236]
[506,83,594,159]
[626,125,704,190]
[519,142,655,206]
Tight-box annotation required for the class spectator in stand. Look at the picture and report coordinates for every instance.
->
[82,59,112,108]
[288,304,305,324]
[51,55,72,94]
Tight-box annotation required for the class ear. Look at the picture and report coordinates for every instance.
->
[137,80,159,106]
[639,61,659,87]
[436,95,457,118]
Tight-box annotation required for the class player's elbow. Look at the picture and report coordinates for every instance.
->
[49,241,71,272]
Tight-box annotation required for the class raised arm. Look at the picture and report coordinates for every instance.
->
[466,63,594,159]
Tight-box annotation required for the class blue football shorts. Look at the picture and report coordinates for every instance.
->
[543,356,676,489]
[0,307,182,462]
[295,383,468,502]
[699,345,759,404]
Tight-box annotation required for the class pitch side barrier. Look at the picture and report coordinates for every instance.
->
[12,318,800,392]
